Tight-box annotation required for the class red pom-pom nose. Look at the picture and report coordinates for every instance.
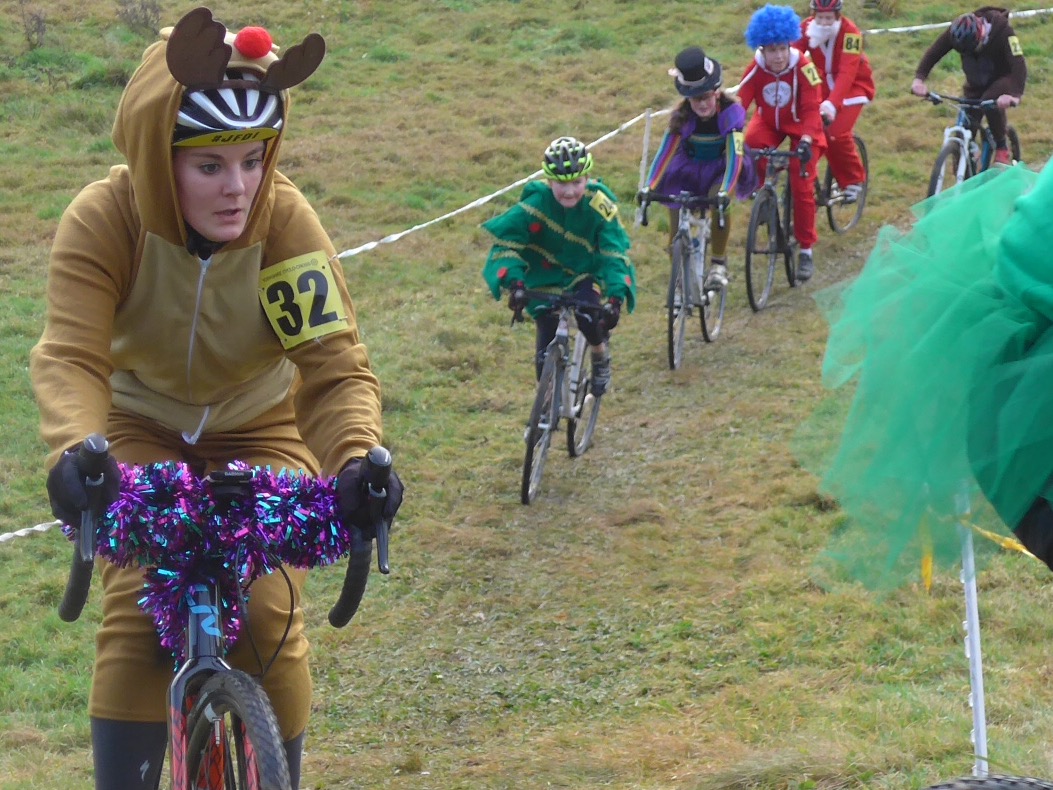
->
[234,27,273,60]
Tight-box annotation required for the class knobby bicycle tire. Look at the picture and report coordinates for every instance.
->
[745,189,778,312]
[923,776,1053,790]
[667,234,689,369]
[781,179,796,287]
[1008,125,1022,163]
[522,353,559,504]
[928,140,967,197]
[185,670,291,790]
[825,135,868,234]
[566,339,600,457]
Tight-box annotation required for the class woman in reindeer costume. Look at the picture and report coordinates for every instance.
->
[30,8,403,788]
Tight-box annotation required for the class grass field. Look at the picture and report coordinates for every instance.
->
[3,1,1053,787]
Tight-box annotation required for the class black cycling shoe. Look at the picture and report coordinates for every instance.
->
[796,251,814,283]
[590,353,611,397]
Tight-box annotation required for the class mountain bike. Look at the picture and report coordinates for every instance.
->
[924,92,1022,198]
[513,289,603,505]
[814,133,869,234]
[744,147,805,311]
[57,435,394,790]
[637,190,728,370]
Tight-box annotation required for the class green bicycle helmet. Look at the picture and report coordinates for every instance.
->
[542,136,594,181]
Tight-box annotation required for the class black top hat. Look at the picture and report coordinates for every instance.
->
[670,46,723,97]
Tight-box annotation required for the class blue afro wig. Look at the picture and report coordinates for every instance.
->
[744,4,802,50]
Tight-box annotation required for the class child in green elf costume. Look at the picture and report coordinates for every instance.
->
[482,137,637,396]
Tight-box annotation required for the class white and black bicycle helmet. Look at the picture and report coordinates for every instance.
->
[173,70,284,147]
[542,136,594,182]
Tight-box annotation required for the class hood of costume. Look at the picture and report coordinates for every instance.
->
[30,14,382,474]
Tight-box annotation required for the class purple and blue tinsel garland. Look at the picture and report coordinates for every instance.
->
[63,461,345,662]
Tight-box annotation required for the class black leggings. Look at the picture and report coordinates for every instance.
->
[1014,498,1053,572]
[90,717,304,789]
[532,280,607,379]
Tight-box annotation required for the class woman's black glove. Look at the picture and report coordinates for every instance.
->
[337,457,404,539]
[46,447,121,526]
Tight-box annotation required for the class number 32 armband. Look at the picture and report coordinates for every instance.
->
[259,251,350,349]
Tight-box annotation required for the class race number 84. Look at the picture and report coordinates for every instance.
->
[259,252,349,349]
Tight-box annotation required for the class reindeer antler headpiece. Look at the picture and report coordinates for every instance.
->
[163,7,326,147]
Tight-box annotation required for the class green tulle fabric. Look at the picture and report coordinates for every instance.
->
[795,162,1052,588]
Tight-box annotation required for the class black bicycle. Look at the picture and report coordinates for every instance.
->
[58,435,393,790]
[745,147,806,311]
[637,190,728,370]
[814,133,869,234]
[514,290,603,504]
[924,92,1022,198]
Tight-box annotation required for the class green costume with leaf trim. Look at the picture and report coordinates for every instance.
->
[482,179,637,316]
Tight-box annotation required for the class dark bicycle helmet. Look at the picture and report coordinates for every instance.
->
[810,0,843,11]
[670,46,723,97]
[174,69,284,147]
[542,137,594,181]
[949,13,983,53]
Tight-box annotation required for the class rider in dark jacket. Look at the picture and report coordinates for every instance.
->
[911,7,1026,164]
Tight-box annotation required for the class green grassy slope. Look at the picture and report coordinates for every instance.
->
[2,1,1053,787]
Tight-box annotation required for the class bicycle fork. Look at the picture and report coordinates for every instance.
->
[564,328,588,419]
[550,316,572,427]
[169,583,230,790]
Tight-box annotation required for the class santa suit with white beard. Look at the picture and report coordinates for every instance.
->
[795,15,875,189]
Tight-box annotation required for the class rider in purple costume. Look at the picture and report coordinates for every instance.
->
[643,46,757,290]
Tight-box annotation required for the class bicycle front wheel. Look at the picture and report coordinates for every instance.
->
[745,190,778,312]
[923,777,1053,790]
[566,339,600,457]
[667,235,689,369]
[522,353,559,504]
[782,181,796,287]
[185,670,291,790]
[1008,125,1022,163]
[928,141,965,197]
[825,135,868,234]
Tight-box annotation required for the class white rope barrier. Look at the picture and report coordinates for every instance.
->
[0,520,61,544]
[864,6,1053,34]
[336,110,663,259]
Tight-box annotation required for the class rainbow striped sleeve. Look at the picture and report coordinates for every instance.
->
[644,131,681,191]
[719,130,744,195]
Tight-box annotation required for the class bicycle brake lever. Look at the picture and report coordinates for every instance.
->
[78,434,109,563]
[364,447,392,575]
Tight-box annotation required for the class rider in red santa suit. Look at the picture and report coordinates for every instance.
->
[795,0,874,202]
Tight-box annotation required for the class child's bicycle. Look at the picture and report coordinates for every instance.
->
[636,190,728,370]
[814,133,870,234]
[513,289,603,505]
[744,146,806,311]
[57,435,394,790]
[924,91,1022,198]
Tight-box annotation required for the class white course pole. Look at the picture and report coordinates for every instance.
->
[958,520,989,777]
[634,108,652,229]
